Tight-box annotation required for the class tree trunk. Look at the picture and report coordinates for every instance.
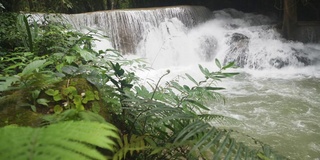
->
[27,0,33,11]
[282,0,297,40]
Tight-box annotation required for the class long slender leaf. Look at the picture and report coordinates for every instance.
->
[213,133,230,160]
[185,73,198,85]
[22,15,33,52]
[184,99,209,111]
[189,127,217,154]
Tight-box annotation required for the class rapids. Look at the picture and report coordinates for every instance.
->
[61,6,320,159]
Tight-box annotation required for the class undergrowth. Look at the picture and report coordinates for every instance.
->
[0,13,287,160]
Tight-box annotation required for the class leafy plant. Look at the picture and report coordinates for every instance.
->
[0,59,58,92]
[0,121,119,160]
[45,86,100,113]
[16,14,39,52]
[42,109,108,124]
[108,60,287,160]
[113,134,149,160]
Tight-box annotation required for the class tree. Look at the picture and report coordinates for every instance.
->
[282,0,297,40]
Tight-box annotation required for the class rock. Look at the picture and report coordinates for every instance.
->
[292,48,311,66]
[224,33,250,67]
[269,58,289,69]
[268,48,311,69]
[0,91,43,127]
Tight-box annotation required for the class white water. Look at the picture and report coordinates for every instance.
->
[79,7,320,159]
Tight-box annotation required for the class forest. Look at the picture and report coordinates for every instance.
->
[0,0,319,159]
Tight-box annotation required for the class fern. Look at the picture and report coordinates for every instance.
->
[0,121,119,160]
[113,134,148,160]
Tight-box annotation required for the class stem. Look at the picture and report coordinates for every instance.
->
[23,15,33,52]
[151,70,170,100]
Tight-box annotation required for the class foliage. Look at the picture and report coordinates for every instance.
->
[42,109,107,124]
[0,12,288,160]
[0,121,119,160]
[0,2,4,12]
[45,86,100,113]
[0,12,22,53]
[109,61,287,160]
[113,134,148,160]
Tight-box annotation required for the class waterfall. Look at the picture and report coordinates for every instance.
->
[62,6,213,54]
[131,8,320,70]
[30,6,320,70]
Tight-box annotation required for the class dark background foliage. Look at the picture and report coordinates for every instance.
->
[1,0,320,21]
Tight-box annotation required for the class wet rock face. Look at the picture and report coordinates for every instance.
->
[292,49,311,66]
[224,33,249,67]
[269,58,289,69]
[269,49,311,69]
[224,33,312,69]
[197,35,217,61]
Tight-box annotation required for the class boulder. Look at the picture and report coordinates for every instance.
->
[269,48,311,69]
[224,33,250,67]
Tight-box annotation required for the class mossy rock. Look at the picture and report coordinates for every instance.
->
[0,78,111,127]
[39,77,111,120]
[0,90,42,127]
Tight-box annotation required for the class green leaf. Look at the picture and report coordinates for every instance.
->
[76,46,95,61]
[196,86,225,91]
[30,104,36,112]
[213,133,231,160]
[37,98,49,106]
[74,95,85,110]
[82,90,95,104]
[56,63,65,72]
[61,65,79,75]
[53,94,63,101]
[215,59,222,69]
[92,102,100,113]
[113,134,148,160]
[222,72,239,77]
[198,64,210,77]
[21,59,46,76]
[183,85,190,91]
[222,61,235,70]
[0,76,20,92]
[0,121,119,160]
[184,99,209,111]
[185,73,198,85]
[94,91,100,100]
[54,105,63,113]
[65,56,77,64]
[62,86,78,96]
[112,62,125,77]
[45,89,59,96]
[31,90,40,99]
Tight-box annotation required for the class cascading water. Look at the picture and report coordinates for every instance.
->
[61,6,320,159]
[62,6,212,54]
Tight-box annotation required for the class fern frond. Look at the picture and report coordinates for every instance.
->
[199,113,240,126]
[0,121,119,160]
[113,134,149,160]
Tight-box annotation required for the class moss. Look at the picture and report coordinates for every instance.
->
[0,90,42,127]
[0,77,112,127]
